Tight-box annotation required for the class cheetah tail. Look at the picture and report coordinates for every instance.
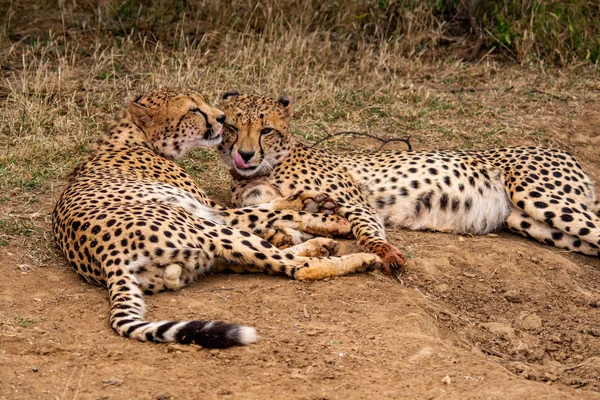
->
[106,271,257,347]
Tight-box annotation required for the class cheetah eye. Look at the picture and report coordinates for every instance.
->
[261,128,274,135]
[190,108,202,114]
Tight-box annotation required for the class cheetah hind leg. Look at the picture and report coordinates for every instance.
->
[505,209,600,256]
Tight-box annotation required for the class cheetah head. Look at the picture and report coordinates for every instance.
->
[217,91,294,177]
[127,89,226,160]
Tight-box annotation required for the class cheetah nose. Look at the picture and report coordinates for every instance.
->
[216,114,226,124]
[238,150,255,163]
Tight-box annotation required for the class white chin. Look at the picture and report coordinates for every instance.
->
[200,135,223,147]
[235,164,261,177]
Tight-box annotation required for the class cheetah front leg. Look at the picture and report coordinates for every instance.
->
[337,202,407,275]
[128,182,350,244]
[260,191,339,215]
[216,208,352,240]
[213,236,342,275]
[264,228,340,257]
[206,226,381,280]
[233,181,339,218]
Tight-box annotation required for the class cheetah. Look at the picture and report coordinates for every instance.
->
[52,89,382,348]
[216,90,600,274]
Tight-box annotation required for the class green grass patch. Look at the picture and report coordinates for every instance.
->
[12,315,36,328]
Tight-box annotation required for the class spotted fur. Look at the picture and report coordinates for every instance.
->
[217,92,600,274]
[52,89,382,348]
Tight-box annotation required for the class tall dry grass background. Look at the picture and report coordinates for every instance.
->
[0,0,598,254]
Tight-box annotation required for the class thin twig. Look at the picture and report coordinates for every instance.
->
[310,131,412,152]
[447,86,499,94]
[194,287,235,293]
[480,347,508,359]
[528,88,574,102]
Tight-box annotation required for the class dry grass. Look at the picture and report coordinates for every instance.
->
[1,4,600,396]
[0,0,599,257]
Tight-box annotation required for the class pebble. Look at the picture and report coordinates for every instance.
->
[167,344,192,353]
[102,377,123,386]
[436,283,450,293]
[504,289,523,303]
[480,322,515,340]
[518,313,542,331]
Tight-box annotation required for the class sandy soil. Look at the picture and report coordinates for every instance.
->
[1,104,600,400]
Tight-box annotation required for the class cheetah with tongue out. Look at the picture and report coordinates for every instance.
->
[216,91,600,274]
[52,89,382,348]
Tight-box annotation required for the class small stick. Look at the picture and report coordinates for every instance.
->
[447,86,499,93]
[194,287,235,293]
[310,130,412,152]
[528,88,574,102]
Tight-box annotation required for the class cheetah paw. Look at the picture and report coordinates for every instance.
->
[265,228,294,249]
[297,191,339,215]
[376,245,406,275]
[304,215,353,238]
[292,238,340,257]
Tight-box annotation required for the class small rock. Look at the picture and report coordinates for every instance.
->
[436,283,450,293]
[31,366,38,372]
[442,375,451,385]
[458,236,465,242]
[102,377,123,386]
[463,272,477,278]
[156,394,172,400]
[504,289,523,303]
[167,344,191,353]
[549,334,562,343]
[18,264,33,272]
[480,322,515,340]
[585,328,600,337]
[544,372,558,382]
[518,313,542,331]
[509,361,532,378]
[39,347,55,356]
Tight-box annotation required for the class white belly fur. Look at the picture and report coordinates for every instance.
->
[369,174,512,235]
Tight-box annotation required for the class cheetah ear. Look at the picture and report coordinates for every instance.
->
[128,100,153,128]
[277,95,293,118]
[221,89,240,100]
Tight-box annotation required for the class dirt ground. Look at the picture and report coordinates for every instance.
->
[1,102,600,399]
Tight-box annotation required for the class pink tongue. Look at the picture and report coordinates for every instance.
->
[234,153,250,169]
